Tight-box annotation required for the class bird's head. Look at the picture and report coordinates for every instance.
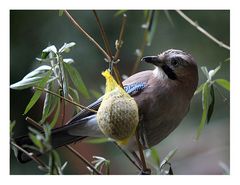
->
[141,49,198,91]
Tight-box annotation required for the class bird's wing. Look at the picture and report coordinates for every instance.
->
[67,82,147,125]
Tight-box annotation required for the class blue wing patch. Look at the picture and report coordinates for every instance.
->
[124,82,146,96]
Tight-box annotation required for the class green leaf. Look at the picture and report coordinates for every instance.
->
[69,87,80,113]
[41,45,57,60]
[194,83,205,95]
[146,10,159,46]
[196,82,209,139]
[23,70,52,115]
[63,58,74,64]
[208,64,221,80]
[50,98,61,128]
[41,83,57,123]
[61,161,68,171]
[58,42,76,53]
[29,133,43,152]
[160,148,177,168]
[164,10,174,27]
[201,66,209,79]
[10,120,16,137]
[149,147,160,167]
[84,138,110,144]
[63,62,90,98]
[43,45,57,55]
[59,10,64,16]
[215,79,230,91]
[36,57,57,63]
[114,10,127,17]
[10,66,51,90]
[90,89,102,99]
[207,85,215,124]
[59,59,69,98]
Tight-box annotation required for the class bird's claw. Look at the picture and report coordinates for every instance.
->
[139,168,151,175]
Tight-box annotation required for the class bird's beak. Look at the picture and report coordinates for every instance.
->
[141,55,164,67]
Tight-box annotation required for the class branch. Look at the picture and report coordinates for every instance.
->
[135,131,149,173]
[92,10,123,88]
[65,145,102,175]
[11,141,48,169]
[33,86,97,113]
[113,142,141,171]
[176,10,230,50]
[63,10,111,61]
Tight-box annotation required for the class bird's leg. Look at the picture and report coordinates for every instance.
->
[113,142,141,171]
[135,132,151,175]
[131,151,143,168]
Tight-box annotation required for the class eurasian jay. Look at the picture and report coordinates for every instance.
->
[15,49,198,164]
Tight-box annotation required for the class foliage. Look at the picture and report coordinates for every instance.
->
[145,147,177,175]
[10,10,229,175]
[195,61,230,139]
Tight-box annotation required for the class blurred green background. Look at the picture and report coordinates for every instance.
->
[10,10,230,175]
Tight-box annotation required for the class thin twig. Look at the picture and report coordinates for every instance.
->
[34,86,97,113]
[135,132,148,172]
[63,10,111,61]
[92,10,123,88]
[176,10,230,50]
[131,30,148,75]
[11,141,48,168]
[113,14,127,61]
[26,117,43,130]
[113,142,141,171]
[65,145,102,175]
[92,10,113,59]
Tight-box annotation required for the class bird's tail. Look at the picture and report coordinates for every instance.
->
[14,119,89,163]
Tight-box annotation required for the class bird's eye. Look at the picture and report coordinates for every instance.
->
[171,59,179,67]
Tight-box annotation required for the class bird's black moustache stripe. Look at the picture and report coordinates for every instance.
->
[161,65,177,80]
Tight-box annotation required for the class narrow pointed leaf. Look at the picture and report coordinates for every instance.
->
[164,10,174,27]
[10,120,16,137]
[59,10,64,16]
[149,147,160,167]
[10,66,51,90]
[160,148,177,167]
[114,10,127,17]
[146,10,159,46]
[207,85,215,123]
[59,60,68,98]
[50,99,61,128]
[90,89,102,99]
[41,83,58,123]
[194,83,205,95]
[58,42,76,53]
[63,62,90,98]
[29,133,43,151]
[23,70,52,115]
[215,79,230,91]
[196,82,209,139]
[209,64,221,79]
[201,66,209,79]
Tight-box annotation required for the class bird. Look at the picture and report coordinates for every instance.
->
[14,49,198,168]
